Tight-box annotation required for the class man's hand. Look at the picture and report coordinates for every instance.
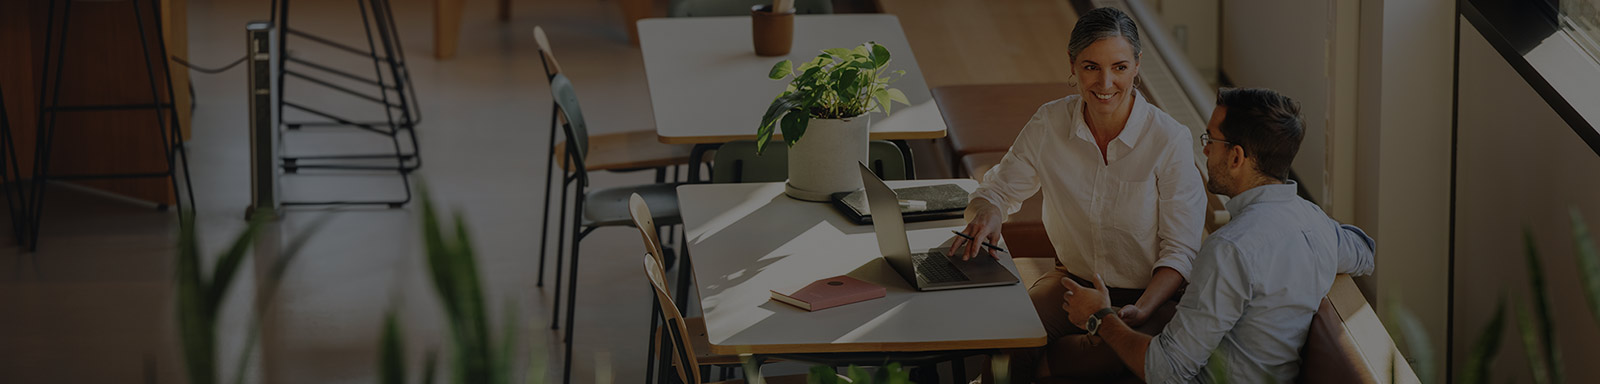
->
[950,198,1005,260]
[1119,305,1150,328]
[1061,273,1112,329]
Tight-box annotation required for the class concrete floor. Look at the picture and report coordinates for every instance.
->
[0,0,757,382]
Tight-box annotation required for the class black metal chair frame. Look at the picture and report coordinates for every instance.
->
[0,89,25,245]
[26,0,198,251]
[270,0,421,208]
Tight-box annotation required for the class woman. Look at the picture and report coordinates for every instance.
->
[951,7,1205,381]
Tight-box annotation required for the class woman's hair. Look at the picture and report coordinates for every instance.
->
[1067,7,1142,62]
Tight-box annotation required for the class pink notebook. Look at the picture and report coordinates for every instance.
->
[770,275,886,311]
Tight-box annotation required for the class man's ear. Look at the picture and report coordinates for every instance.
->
[1229,145,1247,171]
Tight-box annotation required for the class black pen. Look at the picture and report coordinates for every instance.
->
[950,230,1007,253]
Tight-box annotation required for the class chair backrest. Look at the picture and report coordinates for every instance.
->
[628,194,666,265]
[549,74,589,171]
[668,0,832,17]
[1295,297,1374,383]
[643,252,703,384]
[710,140,909,183]
[533,26,562,79]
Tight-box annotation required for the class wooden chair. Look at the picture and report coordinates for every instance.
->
[643,249,814,384]
[533,24,693,314]
[546,72,686,383]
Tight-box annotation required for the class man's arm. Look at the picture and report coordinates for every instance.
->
[1096,314,1153,379]
[1335,224,1376,276]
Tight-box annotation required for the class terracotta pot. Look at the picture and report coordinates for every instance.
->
[751,5,794,57]
[785,116,870,201]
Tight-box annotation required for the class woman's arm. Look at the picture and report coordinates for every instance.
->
[1121,267,1184,326]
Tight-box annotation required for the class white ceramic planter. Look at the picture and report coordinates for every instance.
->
[785,116,870,201]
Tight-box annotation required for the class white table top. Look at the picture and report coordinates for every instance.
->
[677,180,1046,355]
[639,15,948,144]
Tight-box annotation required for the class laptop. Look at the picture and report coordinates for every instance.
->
[857,163,1020,291]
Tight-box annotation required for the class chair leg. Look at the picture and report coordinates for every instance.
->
[644,296,661,384]
[537,115,558,287]
[551,171,570,330]
[560,197,585,384]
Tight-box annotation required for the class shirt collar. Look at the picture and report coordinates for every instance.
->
[1224,180,1300,216]
[1072,90,1150,149]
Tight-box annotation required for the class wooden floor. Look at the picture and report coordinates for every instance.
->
[879,0,1079,87]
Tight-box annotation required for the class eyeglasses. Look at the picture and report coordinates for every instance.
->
[1200,132,1237,146]
[1200,132,1245,155]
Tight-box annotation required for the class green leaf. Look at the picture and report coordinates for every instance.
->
[1570,208,1600,329]
[380,310,407,384]
[870,43,891,68]
[852,44,871,59]
[423,350,440,384]
[494,302,519,384]
[768,60,793,80]
[885,88,909,106]
[1385,296,1435,384]
[205,218,263,315]
[808,365,840,384]
[1521,228,1564,384]
[823,48,854,59]
[1514,302,1551,384]
[1459,296,1505,384]
[780,110,810,148]
[845,365,872,383]
[1206,348,1230,384]
[175,212,217,384]
[756,92,805,154]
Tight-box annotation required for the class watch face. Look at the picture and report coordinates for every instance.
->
[1087,316,1101,335]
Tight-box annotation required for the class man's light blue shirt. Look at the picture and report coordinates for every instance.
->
[1145,181,1375,383]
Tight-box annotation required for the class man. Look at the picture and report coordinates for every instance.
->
[1061,88,1376,383]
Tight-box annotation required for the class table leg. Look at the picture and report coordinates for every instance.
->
[685,143,719,184]
[432,0,463,59]
[620,0,651,45]
[497,0,510,22]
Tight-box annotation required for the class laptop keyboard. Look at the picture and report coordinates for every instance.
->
[914,251,970,283]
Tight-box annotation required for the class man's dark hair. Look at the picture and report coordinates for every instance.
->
[1215,88,1304,181]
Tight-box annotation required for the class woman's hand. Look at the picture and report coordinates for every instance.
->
[1118,305,1151,328]
[949,198,1005,260]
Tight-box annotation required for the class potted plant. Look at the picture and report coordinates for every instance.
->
[756,42,910,201]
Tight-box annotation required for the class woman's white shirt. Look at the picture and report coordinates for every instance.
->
[970,92,1205,289]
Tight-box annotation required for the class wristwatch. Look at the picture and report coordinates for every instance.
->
[1086,307,1119,336]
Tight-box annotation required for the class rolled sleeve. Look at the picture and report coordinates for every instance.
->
[1335,224,1376,276]
[1151,133,1206,280]
[970,105,1051,216]
[1146,239,1251,383]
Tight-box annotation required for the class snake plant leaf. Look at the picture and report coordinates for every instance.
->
[1459,296,1506,384]
[452,212,494,384]
[205,218,263,314]
[1521,227,1564,384]
[494,303,518,384]
[769,60,793,80]
[176,213,216,384]
[1385,297,1435,384]
[1570,208,1600,328]
[1206,348,1230,384]
[423,350,439,384]
[381,310,407,384]
[1514,302,1551,384]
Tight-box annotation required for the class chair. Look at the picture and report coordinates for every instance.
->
[709,140,911,183]
[533,24,692,316]
[644,251,815,384]
[547,72,685,384]
[668,0,833,17]
[631,194,779,383]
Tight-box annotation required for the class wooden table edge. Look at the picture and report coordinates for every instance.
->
[658,130,948,144]
[707,335,1048,355]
